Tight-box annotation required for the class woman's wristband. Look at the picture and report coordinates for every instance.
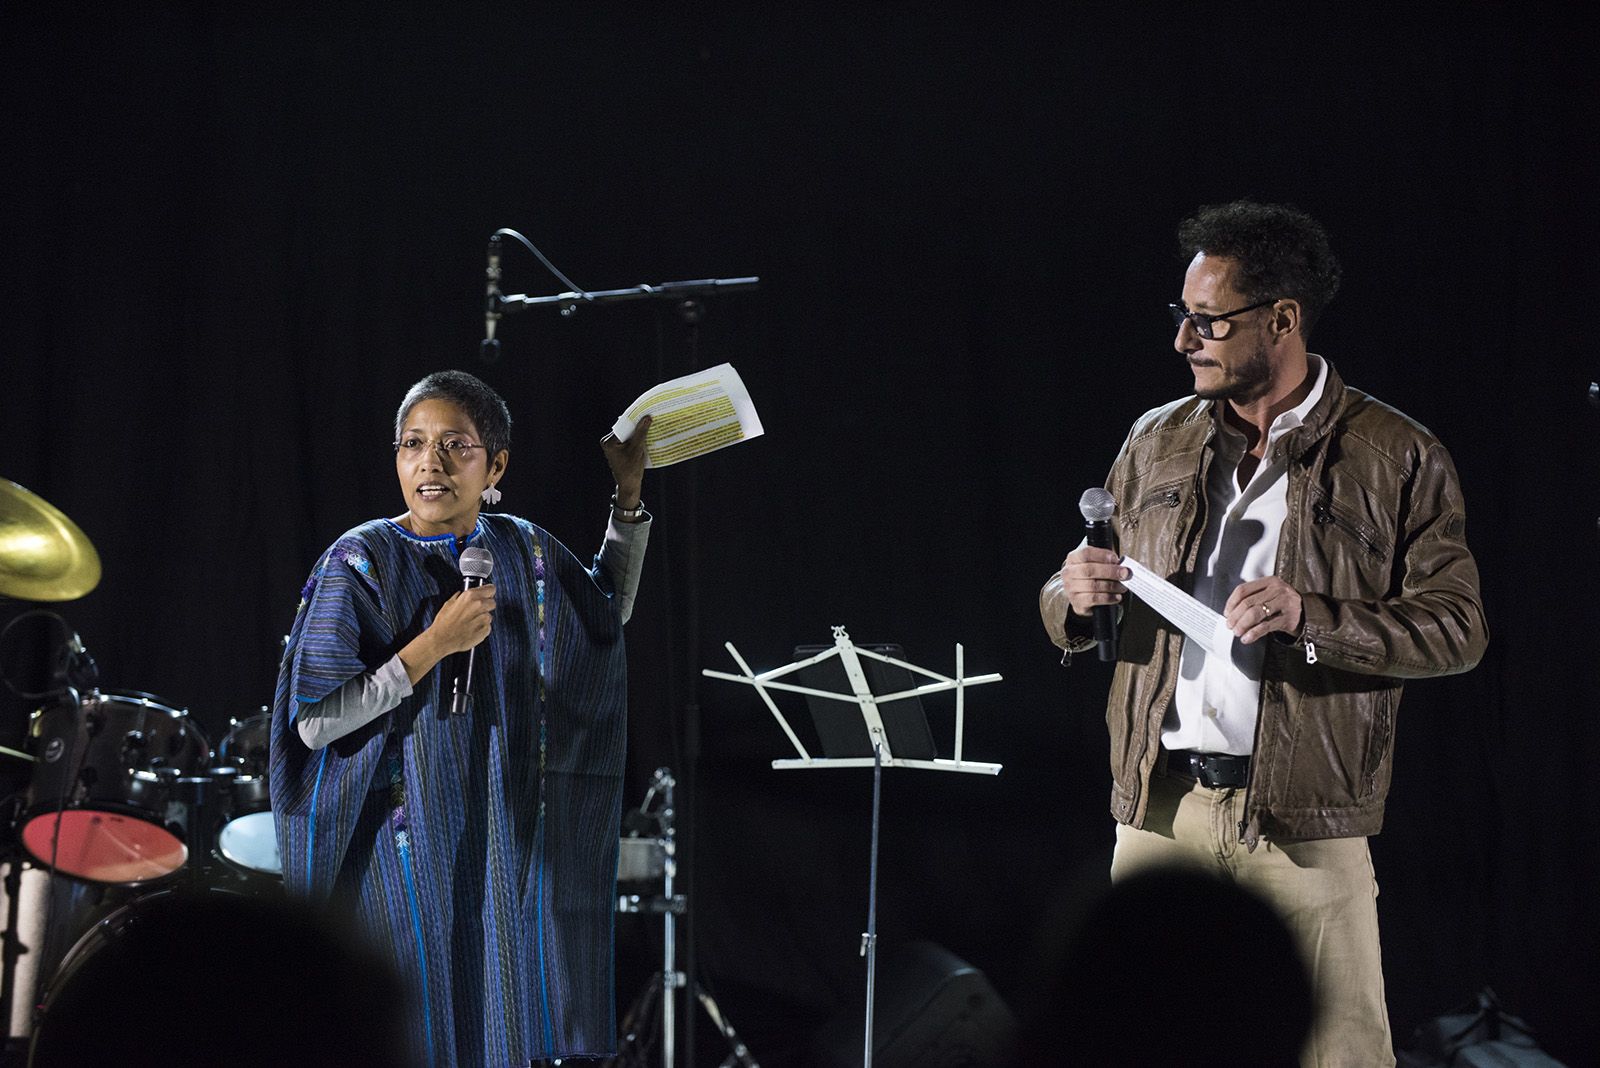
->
[611,493,646,521]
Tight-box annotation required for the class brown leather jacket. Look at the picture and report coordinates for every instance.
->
[1040,358,1487,846]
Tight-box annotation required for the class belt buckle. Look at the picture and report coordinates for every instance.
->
[1193,761,1219,789]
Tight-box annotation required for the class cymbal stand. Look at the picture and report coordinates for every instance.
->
[609,767,757,1068]
[0,825,26,1041]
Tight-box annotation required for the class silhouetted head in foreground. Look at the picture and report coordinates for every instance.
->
[31,889,414,1068]
[1021,865,1314,1066]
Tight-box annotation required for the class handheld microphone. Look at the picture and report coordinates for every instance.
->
[1077,487,1119,662]
[450,546,495,716]
[481,235,503,363]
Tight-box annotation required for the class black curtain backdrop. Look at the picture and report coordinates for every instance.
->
[4,3,1598,1063]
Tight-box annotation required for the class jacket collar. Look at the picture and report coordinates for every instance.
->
[1280,353,1346,458]
[1201,353,1347,460]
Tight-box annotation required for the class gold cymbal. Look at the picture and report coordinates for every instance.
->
[0,479,102,601]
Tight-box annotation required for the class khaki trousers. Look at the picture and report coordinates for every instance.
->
[1111,768,1395,1068]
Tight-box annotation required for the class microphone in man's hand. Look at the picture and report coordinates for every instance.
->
[450,546,495,716]
[1078,487,1119,662]
[480,235,503,363]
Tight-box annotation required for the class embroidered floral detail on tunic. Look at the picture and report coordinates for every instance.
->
[296,547,372,614]
[331,547,371,575]
[388,748,410,846]
[297,569,322,613]
[535,543,548,817]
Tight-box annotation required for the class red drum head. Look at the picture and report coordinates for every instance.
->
[21,811,187,885]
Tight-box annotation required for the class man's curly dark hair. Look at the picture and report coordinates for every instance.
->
[1178,200,1342,341]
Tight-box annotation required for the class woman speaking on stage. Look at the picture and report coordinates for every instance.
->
[269,369,652,1066]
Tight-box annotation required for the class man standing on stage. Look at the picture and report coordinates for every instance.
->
[1040,200,1487,1067]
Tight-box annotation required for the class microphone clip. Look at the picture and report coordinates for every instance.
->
[481,235,504,363]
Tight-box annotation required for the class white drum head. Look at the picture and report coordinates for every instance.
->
[217,811,281,875]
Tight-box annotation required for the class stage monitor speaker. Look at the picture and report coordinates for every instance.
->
[811,940,1018,1068]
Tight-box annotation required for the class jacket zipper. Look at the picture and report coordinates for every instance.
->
[1134,426,1213,821]
[1237,392,1344,842]
[1240,441,1312,845]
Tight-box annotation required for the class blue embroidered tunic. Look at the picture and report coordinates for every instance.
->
[270,514,631,1066]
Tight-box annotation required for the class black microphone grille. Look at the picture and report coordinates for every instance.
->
[459,546,495,580]
[1078,487,1116,523]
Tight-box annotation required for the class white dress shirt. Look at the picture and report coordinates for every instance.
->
[1161,356,1327,755]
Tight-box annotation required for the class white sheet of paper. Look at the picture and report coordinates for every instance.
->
[611,362,765,469]
[1119,555,1236,657]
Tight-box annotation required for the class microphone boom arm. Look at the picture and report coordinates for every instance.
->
[495,277,761,318]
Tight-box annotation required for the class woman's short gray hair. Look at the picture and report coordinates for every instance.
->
[394,370,512,457]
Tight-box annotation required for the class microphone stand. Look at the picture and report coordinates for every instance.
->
[1590,383,1599,533]
[483,235,759,1066]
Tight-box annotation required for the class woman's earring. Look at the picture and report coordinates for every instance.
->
[481,484,502,506]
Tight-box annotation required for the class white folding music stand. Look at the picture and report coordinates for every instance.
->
[703,626,1001,1068]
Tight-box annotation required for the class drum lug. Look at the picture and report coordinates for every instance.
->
[119,730,148,766]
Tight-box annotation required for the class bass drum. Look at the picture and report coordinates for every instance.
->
[28,886,414,1067]
[213,712,281,877]
[22,690,211,885]
[30,886,248,1063]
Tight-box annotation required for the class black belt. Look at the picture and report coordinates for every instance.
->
[1161,748,1251,789]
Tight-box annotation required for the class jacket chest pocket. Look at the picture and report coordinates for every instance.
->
[1308,492,1388,561]
[1120,478,1190,564]
[1304,490,1392,598]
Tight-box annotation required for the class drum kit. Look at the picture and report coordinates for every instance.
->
[0,478,282,1048]
[20,694,281,886]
